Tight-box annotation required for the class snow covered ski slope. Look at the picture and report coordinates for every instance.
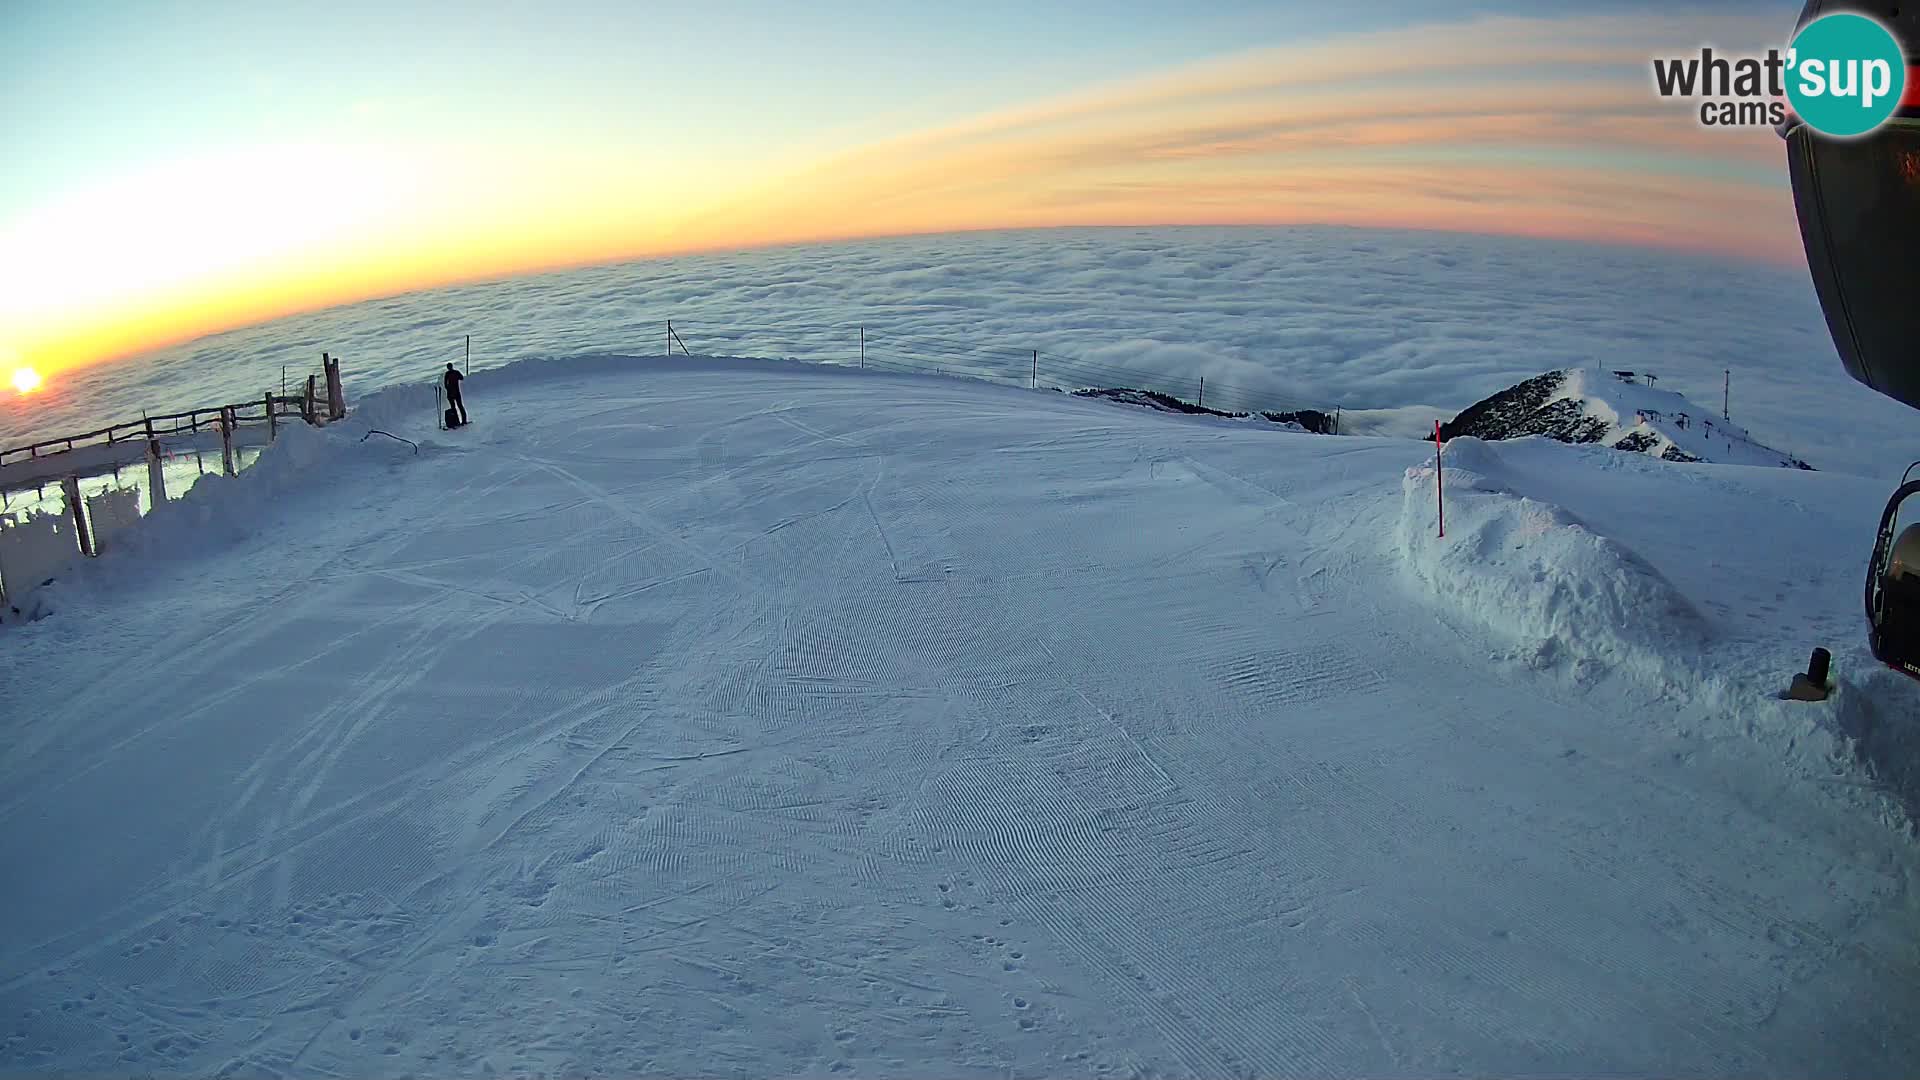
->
[2,355,1916,1077]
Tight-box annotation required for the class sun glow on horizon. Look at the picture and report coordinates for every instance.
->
[12,367,44,394]
[3,10,1807,374]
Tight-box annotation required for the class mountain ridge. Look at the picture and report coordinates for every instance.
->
[1437,369,1812,469]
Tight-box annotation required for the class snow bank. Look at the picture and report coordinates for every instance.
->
[0,354,788,617]
[1396,435,1915,831]
[0,508,80,609]
[1834,666,1920,822]
[1397,436,1707,679]
[3,404,388,620]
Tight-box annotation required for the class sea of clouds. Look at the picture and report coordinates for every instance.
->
[3,225,1914,478]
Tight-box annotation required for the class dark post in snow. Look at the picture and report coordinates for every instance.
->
[63,475,93,558]
[1198,376,1205,409]
[325,355,346,421]
[1031,350,1038,389]
[304,375,319,425]
[220,407,236,477]
[1724,369,1730,421]
[859,326,865,369]
[465,334,471,376]
[1434,420,1446,539]
[266,392,277,441]
[145,416,167,505]
[666,321,672,358]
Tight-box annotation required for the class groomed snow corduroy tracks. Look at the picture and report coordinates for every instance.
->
[2,357,1916,1077]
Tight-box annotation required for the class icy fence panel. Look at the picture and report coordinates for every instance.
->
[0,508,79,600]
[86,486,141,553]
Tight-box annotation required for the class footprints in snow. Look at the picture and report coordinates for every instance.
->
[933,877,1054,1036]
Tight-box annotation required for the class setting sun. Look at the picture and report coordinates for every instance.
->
[12,367,43,394]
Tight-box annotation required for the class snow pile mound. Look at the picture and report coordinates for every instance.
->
[1440,369,1812,469]
[3,354,761,616]
[128,421,335,545]
[1831,662,1920,823]
[5,379,456,618]
[1398,436,1707,679]
[1399,434,1917,830]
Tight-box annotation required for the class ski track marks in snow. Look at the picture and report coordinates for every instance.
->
[1,362,1917,1077]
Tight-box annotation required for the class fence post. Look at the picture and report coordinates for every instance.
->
[1434,420,1445,539]
[63,475,93,558]
[146,419,168,506]
[1032,350,1038,389]
[1198,376,1205,409]
[304,374,318,424]
[466,334,471,376]
[1334,406,1341,436]
[859,326,864,369]
[266,392,277,441]
[220,407,236,476]
[666,320,672,358]
[325,355,346,420]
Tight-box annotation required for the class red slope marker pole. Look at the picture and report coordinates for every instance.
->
[1434,420,1445,539]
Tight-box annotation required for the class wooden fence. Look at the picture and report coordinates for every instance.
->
[1,379,331,469]
[0,355,349,609]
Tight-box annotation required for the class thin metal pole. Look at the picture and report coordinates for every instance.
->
[667,320,672,357]
[1435,420,1445,539]
[859,327,864,369]
[1723,369,1729,420]
[1031,350,1037,389]
[1198,376,1205,409]
[466,335,471,376]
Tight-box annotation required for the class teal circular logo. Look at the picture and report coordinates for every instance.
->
[1787,13,1906,137]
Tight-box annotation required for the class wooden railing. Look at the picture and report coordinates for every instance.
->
[2,384,326,469]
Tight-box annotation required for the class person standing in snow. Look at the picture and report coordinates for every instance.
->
[443,362,468,426]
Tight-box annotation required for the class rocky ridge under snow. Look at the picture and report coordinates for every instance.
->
[1437,369,1812,469]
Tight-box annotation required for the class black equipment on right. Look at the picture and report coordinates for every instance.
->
[1782,0,1920,679]
[1866,463,1920,678]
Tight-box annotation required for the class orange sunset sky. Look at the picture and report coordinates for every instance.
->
[3,2,1808,383]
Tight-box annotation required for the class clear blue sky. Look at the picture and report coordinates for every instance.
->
[1,0,1784,214]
